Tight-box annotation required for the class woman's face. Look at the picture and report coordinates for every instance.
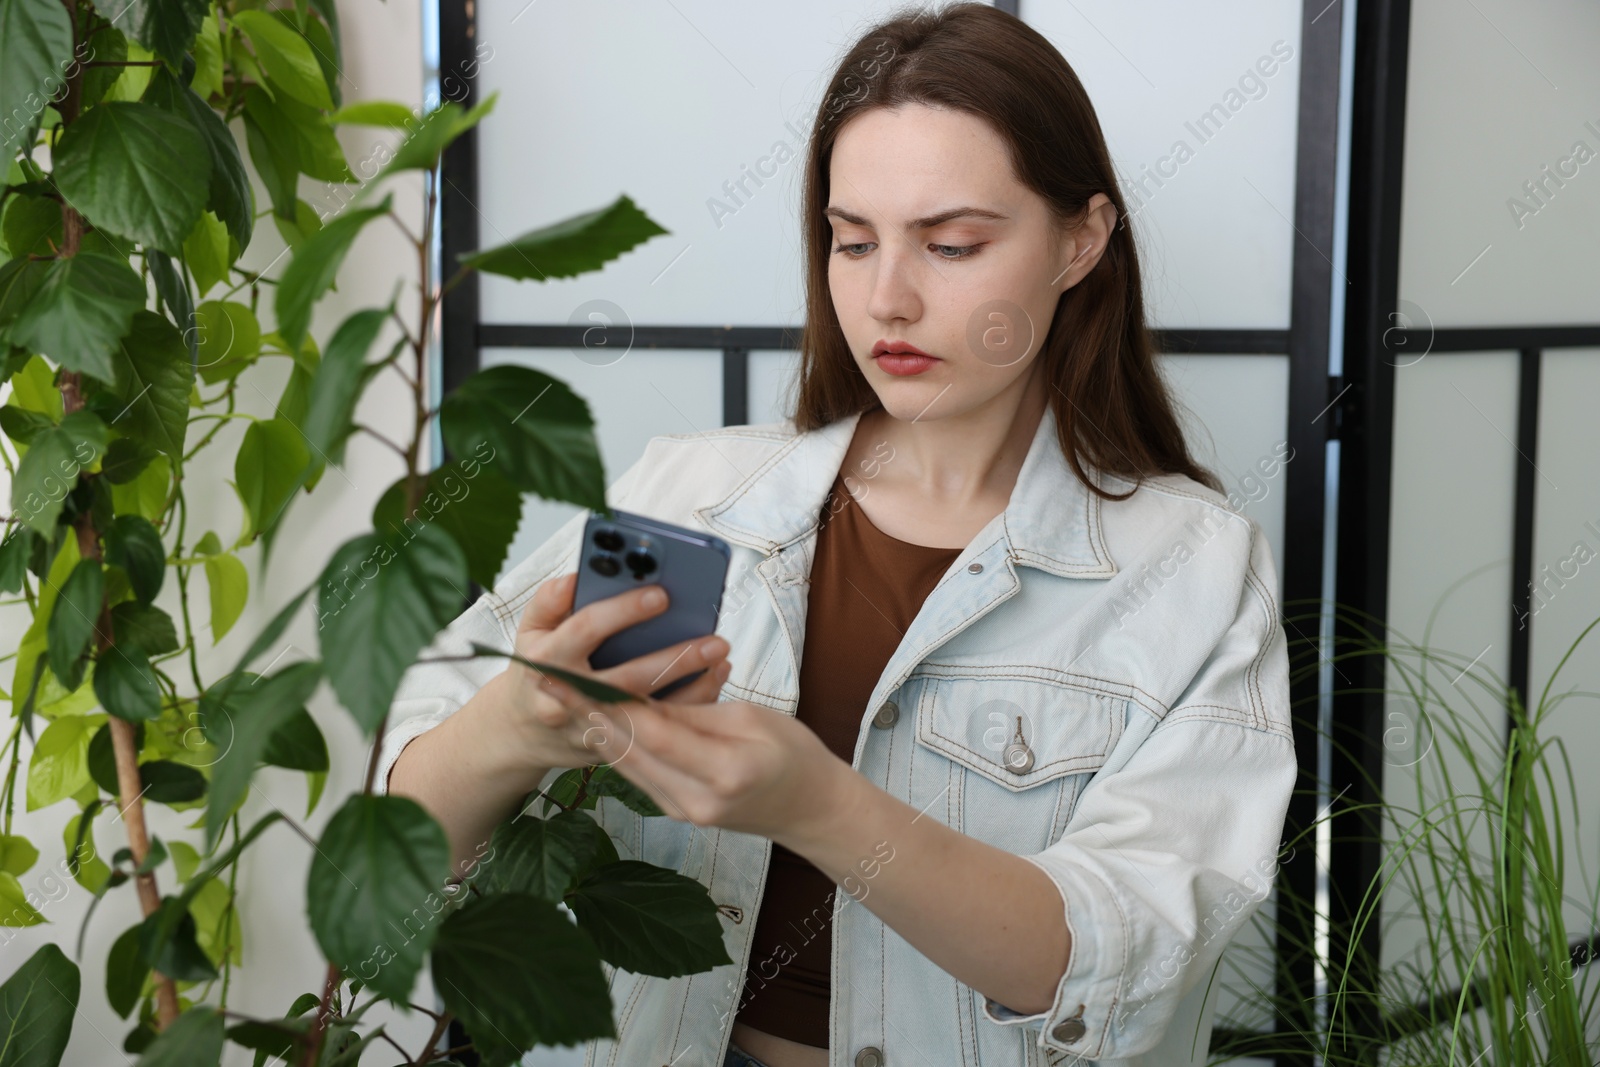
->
[825,103,1114,424]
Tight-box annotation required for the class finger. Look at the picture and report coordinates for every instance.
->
[518,572,577,636]
[602,700,735,782]
[659,658,733,705]
[594,721,709,822]
[543,583,670,663]
[601,634,728,696]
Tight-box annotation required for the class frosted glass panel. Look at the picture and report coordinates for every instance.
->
[483,347,723,582]
[1157,354,1292,603]
[1381,352,1519,983]
[472,0,919,328]
[472,0,1303,333]
[750,349,801,426]
[1528,349,1600,928]
[1023,1,1302,331]
[1400,0,1600,325]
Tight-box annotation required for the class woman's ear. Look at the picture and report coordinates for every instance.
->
[1052,193,1118,293]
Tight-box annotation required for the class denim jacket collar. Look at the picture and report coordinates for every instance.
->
[693,403,1120,580]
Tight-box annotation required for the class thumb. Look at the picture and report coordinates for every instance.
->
[518,571,577,637]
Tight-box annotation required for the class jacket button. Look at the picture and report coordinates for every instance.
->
[872,700,899,728]
[1050,1003,1088,1043]
[1002,742,1034,773]
[853,1047,885,1067]
[967,561,984,573]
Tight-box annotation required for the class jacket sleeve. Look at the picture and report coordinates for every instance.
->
[370,445,657,797]
[980,521,1299,1060]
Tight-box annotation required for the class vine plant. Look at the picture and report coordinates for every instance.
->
[0,0,732,1063]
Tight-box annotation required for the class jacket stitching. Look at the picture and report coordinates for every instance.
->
[920,689,1116,782]
[1242,562,1278,732]
[1167,707,1293,740]
[913,662,1169,720]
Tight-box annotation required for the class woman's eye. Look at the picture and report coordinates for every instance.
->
[831,242,981,260]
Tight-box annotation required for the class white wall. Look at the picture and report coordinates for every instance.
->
[0,1,438,1062]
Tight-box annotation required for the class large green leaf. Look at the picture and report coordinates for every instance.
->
[300,306,385,465]
[93,643,162,722]
[135,1005,224,1066]
[110,310,195,458]
[372,92,496,178]
[194,532,247,643]
[106,923,147,1019]
[458,193,668,281]
[109,601,179,656]
[105,514,165,603]
[234,417,311,544]
[371,458,522,588]
[194,300,261,384]
[0,525,33,593]
[316,522,468,734]
[11,410,109,536]
[0,944,79,1066]
[431,893,615,1062]
[25,713,100,811]
[126,0,209,67]
[182,210,232,296]
[53,102,210,256]
[567,860,732,977]
[138,897,218,983]
[479,808,618,901]
[328,100,415,127]
[143,68,255,249]
[439,364,605,510]
[200,661,323,850]
[233,11,333,110]
[306,794,451,1001]
[0,260,48,343]
[47,558,104,693]
[0,0,74,159]
[6,253,145,382]
[138,760,205,804]
[0,833,39,876]
[260,708,328,772]
[0,870,44,926]
[242,84,352,188]
[274,194,390,350]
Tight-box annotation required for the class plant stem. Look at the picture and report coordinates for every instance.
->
[61,369,182,1034]
[300,961,342,1067]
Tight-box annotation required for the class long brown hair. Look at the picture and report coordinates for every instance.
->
[792,2,1223,501]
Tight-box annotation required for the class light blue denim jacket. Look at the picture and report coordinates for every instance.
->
[375,405,1298,1067]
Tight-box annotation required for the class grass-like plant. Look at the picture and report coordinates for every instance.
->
[1206,594,1600,1066]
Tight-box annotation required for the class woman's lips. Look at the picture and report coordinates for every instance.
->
[873,353,940,376]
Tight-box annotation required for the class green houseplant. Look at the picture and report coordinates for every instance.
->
[0,1,733,1063]
[1207,596,1600,1066]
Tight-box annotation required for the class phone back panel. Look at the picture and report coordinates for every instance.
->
[571,509,732,685]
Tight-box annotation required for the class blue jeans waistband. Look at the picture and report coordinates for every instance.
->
[724,1041,777,1067]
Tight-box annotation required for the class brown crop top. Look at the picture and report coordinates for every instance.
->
[732,471,963,1047]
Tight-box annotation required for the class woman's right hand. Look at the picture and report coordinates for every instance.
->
[498,571,732,769]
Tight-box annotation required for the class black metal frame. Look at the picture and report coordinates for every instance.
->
[431,0,1595,1063]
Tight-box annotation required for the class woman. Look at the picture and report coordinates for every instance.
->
[381,5,1298,1066]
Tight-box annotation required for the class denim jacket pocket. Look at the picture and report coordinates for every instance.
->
[909,665,1128,855]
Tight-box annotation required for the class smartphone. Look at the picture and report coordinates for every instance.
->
[571,508,733,698]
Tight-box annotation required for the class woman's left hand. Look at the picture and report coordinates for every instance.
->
[542,678,851,846]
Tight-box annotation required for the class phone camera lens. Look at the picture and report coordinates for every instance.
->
[625,549,657,578]
[593,527,624,552]
[589,554,620,577]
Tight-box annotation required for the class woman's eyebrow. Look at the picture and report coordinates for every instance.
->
[823,205,1009,230]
